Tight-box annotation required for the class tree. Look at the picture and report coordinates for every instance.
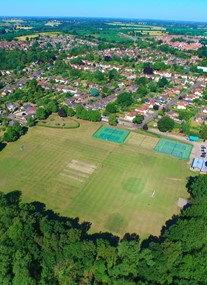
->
[117,93,133,108]
[45,100,59,113]
[143,124,148,130]
[153,105,159,111]
[27,117,36,127]
[149,82,157,92]
[137,85,148,97]
[133,114,144,124]
[67,108,75,117]
[158,116,175,132]
[136,77,148,86]
[58,108,67,118]
[108,69,119,81]
[143,67,154,74]
[76,105,85,118]
[3,122,25,142]
[158,77,168,88]
[153,61,167,71]
[94,71,105,82]
[178,110,196,121]
[105,103,117,114]
[181,121,190,135]
[108,114,118,126]
[62,105,76,117]
[36,108,48,120]
[88,110,101,122]
[200,125,207,139]
[0,82,4,89]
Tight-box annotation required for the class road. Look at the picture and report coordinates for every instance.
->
[139,81,201,128]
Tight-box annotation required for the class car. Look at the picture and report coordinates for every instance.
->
[201,154,206,158]
[202,152,207,155]
[201,145,206,148]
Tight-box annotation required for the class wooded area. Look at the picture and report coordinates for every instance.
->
[0,174,206,284]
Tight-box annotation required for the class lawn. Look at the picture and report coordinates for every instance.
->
[0,121,191,238]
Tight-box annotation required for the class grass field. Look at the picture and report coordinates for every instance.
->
[16,32,62,40]
[0,122,191,237]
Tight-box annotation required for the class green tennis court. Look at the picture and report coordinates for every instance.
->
[93,126,130,144]
[154,138,192,160]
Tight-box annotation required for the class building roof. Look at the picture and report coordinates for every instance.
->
[192,158,204,169]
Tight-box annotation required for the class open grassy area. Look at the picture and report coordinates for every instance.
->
[16,32,62,40]
[0,122,191,237]
[37,114,80,129]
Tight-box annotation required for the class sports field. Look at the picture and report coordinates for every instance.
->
[93,126,129,144]
[154,138,192,160]
[0,122,191,237]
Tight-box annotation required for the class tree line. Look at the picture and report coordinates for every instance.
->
[0,174,207,284]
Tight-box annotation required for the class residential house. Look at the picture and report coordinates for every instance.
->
[168,110,179,120]
[194,114,204,124]
[177,101,187,110]
[135,106,149,116]
[6,103,17,112]
[124,112,137,122]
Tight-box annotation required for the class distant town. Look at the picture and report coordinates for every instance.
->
[1,18,207,141]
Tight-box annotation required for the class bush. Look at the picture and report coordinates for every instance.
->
[58,108,67,118]
[143,124,148,130]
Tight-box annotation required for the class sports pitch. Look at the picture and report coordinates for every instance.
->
[93,126,130,144]
[154,138,192,160]
[0,122,191,237]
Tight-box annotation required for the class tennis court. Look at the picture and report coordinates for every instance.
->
[93,126,130,144]
[154,138,192,160]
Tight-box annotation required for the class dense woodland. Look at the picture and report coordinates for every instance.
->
[0,175,207,284]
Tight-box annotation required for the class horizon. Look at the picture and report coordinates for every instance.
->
[1,0,207,22]
[0,15,207,25]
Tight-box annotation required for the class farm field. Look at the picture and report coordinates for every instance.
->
[16,32,63,40]
[0,121,191,237]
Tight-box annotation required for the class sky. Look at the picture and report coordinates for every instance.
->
[1,0,207,22]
